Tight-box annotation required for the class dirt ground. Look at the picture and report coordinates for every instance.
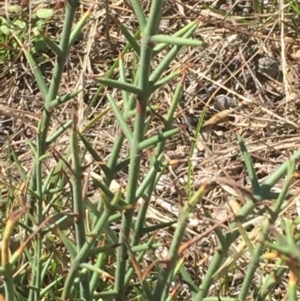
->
[1,0,300,299]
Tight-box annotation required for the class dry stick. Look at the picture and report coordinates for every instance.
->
[178,215,230,255]
[178,33,271,119]
[198,8,298,43]
[0,105,40,127]
[126,224,202,284]
[1,206,29,301]
[179,10,288,123]
[239,50,266,97]
[196,71,298,129]
[104,0,117,53]
[4,0,9,20]
[74,11,98,125]
[279,1,291,112]
[2,206,29,266]
[142,259,170,282]
[14,212,75,258]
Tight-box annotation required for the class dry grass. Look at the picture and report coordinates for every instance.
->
[1,0,300,299]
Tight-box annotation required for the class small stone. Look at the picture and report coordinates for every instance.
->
[214,95,237,111]
[257,56,279,78]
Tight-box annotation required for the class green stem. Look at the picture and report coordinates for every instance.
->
[153,186,207,300]
[133,73,184,245]
[114,102,147,301]
[114,2,165,299]
[114,2,164,300]
[239,161,294,301]
[195,199,257,300]
[3,268,14,301]
[62,202,117,299]
[28,2,80,300]
[71,110,90,300]
[255,264,285,301]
